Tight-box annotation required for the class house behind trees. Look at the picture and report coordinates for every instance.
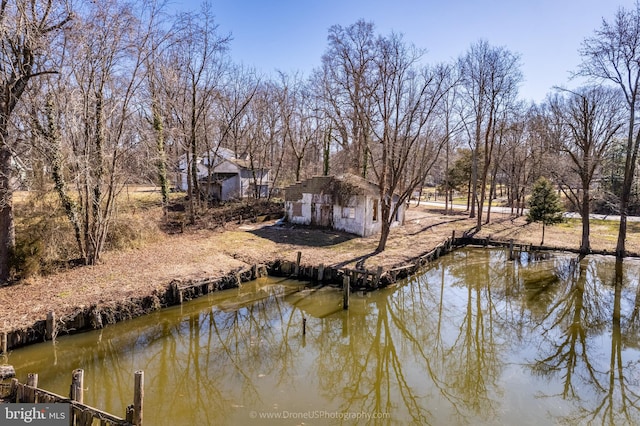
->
[176,148,270,200]
[284,174,405,237]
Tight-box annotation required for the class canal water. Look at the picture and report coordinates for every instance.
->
[4,248,640,425]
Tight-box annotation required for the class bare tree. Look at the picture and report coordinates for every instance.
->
[318,20,377,178]
[144,1,173,212]
[458,40,522,232]
[167,4,229,222]
[547,86,625,254]
[367,33,457,252]
[44,0,153,265]
[579,3,640,257]
[0,0,71,280]
[276,71,320,182]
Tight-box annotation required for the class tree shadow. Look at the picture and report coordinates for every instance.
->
[249,223,358,247]
[408,217,469,237]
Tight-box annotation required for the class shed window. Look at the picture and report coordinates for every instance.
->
[372,199,379,222]
[292,202,303,217]
[342,207,355,219]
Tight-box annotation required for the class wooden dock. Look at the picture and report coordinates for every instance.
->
[0,369,143,426]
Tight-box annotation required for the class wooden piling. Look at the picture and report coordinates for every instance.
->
[26,373,37,403]
[126,406,134,424]
[318,264,324,282]
[302,317,306,335]
[295,251,302,276]
[509,240,514,261]
[343,276,350,310]
[0,365,15,380]
[45,311,56,341]
[10,378,18,399]
[27,373,38,388]
[134,370,144,426]
[375,266,383,287]
[70,368,84,404]
[1,331,6,354]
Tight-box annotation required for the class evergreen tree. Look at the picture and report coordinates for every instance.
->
[527,177,564,245]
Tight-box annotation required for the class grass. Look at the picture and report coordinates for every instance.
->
[12,185,167,278]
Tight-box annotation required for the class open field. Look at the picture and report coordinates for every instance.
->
[1,187,639,334]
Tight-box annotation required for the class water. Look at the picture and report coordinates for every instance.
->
[4,248,640,425]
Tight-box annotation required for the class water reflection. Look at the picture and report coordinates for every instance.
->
[5,250,640,425]
[532,257,640,425]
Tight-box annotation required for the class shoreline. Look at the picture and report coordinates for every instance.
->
[1,205,639,353]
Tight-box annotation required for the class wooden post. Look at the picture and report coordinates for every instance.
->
[70,369,84,404]
[27,373,38,403]
[302,317,306,335]
[318,264,324,282]
[46,311,56,341]
[134,370,144,426]
[343,276,350,310]
[0,365,15,380]
[509,240,514,261]
[451,230,456,242]
[251,264,257,280]
[27,373,38,388]
[10,377,18,400]
[295,251,302,276]
[1,331,7,354]
[374,266,383,287]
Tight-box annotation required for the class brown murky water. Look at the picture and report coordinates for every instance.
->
[4,248,640,425]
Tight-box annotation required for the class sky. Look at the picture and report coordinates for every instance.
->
[170,0,638,104]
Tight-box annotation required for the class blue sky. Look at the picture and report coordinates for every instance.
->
[171,0,636,103]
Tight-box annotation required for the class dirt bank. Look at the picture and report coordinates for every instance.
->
[1,204,638,343]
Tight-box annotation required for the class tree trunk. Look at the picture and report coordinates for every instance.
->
[469,147,478,219]
[376,218,391,253]
[580,183,591,255]
[375,200,392,252]
[541,222,546,246]
[323,128,331,176]
[46,95,85,261]
[615,116,640,258]
[0,143,14,281]
[152,99,169,211]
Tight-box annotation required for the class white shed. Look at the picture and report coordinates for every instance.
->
[284,174,405,237]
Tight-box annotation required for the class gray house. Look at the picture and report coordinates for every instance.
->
[177,148,270,200]
[284,174,405,237]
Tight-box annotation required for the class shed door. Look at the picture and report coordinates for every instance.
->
[311,203,333,227]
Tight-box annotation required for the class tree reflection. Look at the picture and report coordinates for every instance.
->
[438,250,503,422]
[309,250,506,425]
[11,251,640,425]
[532,257,640,425]
[531,257,604,398]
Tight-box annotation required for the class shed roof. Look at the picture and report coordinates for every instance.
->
[284,174,380,202]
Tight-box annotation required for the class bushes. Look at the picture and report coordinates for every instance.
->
[11,190,163,280]
[9,236,44,280]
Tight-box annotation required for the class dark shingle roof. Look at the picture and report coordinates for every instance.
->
[284,174,380,202]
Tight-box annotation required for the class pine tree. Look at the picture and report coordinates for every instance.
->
[527,177,564,245]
